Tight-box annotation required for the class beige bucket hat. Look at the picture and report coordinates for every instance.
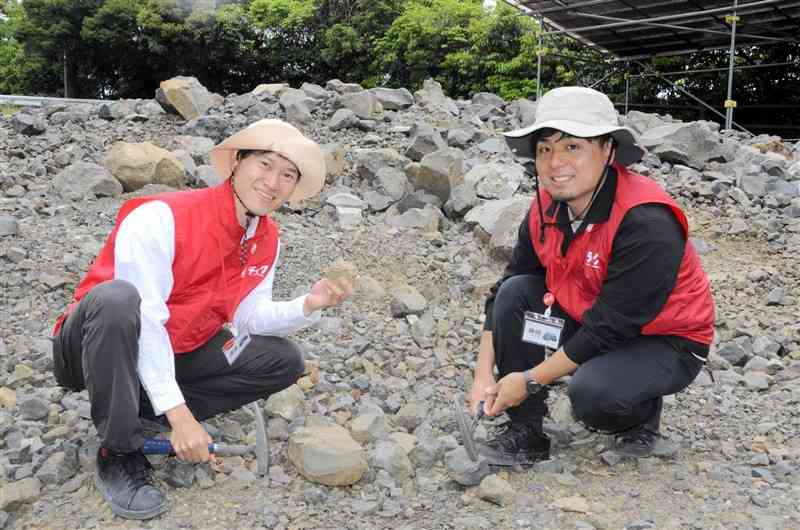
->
[504,86,645,167]
[210,119,326,202]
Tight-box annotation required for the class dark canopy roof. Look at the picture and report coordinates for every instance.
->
[515,0,800,59]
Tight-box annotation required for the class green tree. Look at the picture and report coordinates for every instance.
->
[15,0,104,97]
[0,0,30,93]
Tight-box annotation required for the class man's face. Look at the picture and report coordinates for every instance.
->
[232,151,300,215]
[535,132,613,210]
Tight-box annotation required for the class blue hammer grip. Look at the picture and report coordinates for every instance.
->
[142,438,216,455]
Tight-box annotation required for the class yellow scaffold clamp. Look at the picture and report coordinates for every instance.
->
[724,99,737,109]
[725,15,741,23]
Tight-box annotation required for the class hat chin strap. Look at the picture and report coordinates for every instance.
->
[231,172,258,221]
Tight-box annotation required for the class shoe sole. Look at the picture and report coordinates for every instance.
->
[476,444,549,467]
[94,474,168,520]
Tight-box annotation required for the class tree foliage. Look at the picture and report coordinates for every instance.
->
[4,0,797,134]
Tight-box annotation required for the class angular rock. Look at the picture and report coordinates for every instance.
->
[639,122,724,169]
[252,83,289,98]
[353,148,407,180]
[326,79,364,94]
[414,78,459,115]
[322,143,346,176]
[11,113,47,136]
[553,495,590,513]
[338,91,382,120]
[288,423,367,486]
[53,162,122,200]
[0,478,41,512]
[405,123,446,161]
[444,183,478,217]
[265,384,305,421]
[0,388,16,409]
[351,413,388,443]
[98,100,137,120]
[374,167,408,201]
[445,447,490,486]
[0,217,19,237]
[300,82,329,100]
[371,441,414,483]
[716,342,749,367]
[471,92,504,108]
[465,196,532,240]
[181,115,229,143]
[407,147,465,203]
[390,285,428,317]
[465,163,524,200]
[478,475,516,506]
[329,109,359,131]
[35,450,78,485]
[157,76,219,120]
[369,87,414,110]
[386,206,443,232]
[394,402,428,432]
[489,197,531,260]
[285,102,313,126]
[18,396,49,421]
[507,98,537,127]
[104,142,185,191]
[173,135,215,165]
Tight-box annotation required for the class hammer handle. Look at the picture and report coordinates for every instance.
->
[142,438,250,456]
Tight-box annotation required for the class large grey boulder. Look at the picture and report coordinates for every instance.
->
[265,384,305,421]
[0,216,19,237]
[406,147,465,203]
[104,142,185,191]
[53,162,123,200]
[301,82,329,100]
[371,441,415,483]
[98,100,137,120]
[374,167,409,201]
[0,478,41,512]
[329,109,359,131]
[639,121,725,169]
[471,92,505,109]
[288,423,367,486]
[157,76,220,120]
[369,87,415,110]
[390,285,428,317]
[280,88,319,112]
[446,447,490,486]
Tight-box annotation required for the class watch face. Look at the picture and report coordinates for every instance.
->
[526,380,544,396]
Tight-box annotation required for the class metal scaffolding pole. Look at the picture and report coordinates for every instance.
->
[537,15,544,99]
[624,64,630,115]
[541,0,784,35]
[725,0,740,130]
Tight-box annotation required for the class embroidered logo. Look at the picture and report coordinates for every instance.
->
[241,265,271,278]
[585,251,601,270]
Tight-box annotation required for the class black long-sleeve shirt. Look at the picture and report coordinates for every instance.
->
[484,168,709,363]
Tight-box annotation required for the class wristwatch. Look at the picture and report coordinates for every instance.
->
[524,370,546,397]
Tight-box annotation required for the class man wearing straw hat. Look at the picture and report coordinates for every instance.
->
[51,119,352,519]
[467,87,715,466]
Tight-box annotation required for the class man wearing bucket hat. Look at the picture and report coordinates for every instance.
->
[467,87,714,466]
[51,119,352,519]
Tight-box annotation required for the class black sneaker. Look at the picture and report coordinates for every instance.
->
[613,426,659,458]
[95,447,167,520]
[477,422,550,466]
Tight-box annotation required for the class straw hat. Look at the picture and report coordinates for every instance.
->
[504,86,645,166]
[210,119,326,202]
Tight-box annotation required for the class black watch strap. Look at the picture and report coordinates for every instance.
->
[524,370,546,396]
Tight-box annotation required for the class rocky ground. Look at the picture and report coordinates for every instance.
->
[0,78,799,530]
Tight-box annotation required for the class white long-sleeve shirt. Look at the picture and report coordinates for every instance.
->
[114,200,320,415]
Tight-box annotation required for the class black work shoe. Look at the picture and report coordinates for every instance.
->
[95,447,167,520]
[613,426,659,458]
[477,422,550,466]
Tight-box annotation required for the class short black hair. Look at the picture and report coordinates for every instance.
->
[532,127,614,149]
[235,150,301,180]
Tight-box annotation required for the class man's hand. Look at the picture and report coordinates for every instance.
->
[165,404,213,463]
[485,371,529,417]
[467,374,495,416]
[303,278,354,315]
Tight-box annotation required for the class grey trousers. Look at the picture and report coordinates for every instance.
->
[52,279,305,452]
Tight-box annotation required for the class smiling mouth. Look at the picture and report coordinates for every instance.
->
[550,175,574,183]
[256,190,276,202]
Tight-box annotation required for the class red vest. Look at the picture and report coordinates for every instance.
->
[53,181,280,354]
[530,163,715,345]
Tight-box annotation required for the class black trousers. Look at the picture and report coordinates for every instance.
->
[52,279,305,452]
[492,275,702,433]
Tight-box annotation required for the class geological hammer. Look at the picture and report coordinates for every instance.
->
[142,402,270,478]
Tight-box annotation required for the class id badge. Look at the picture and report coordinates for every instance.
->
[522,311,564,350]
[222,332,252,365]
